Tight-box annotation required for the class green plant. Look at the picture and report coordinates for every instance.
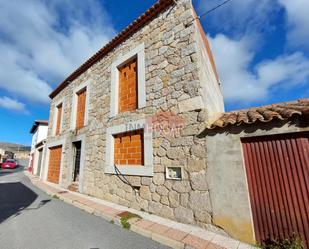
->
[119,212,141,230]
[52,194,59,199]
[262,235,304,249]
[109,220,114,224]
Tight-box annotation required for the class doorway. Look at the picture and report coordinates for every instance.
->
[36,148,43,177]
[69,141,82,192]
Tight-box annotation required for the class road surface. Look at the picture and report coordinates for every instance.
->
[0,167,168,249]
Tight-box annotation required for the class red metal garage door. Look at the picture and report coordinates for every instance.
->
[242,132,309,248]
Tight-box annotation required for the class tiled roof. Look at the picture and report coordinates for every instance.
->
[49,0,174,99]
[207,99,309,129]
[35,120,49,125]
[30,120,49,134]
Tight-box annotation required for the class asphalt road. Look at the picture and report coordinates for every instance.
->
[0,167,169,249]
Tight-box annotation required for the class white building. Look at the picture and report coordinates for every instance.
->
[29,120,48,177]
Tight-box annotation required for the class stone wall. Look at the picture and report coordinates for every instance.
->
[204,118,309,243]
[45,0,224,233]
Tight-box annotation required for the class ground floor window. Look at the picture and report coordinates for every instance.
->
[114,130,144,166]
[105,119,153,176]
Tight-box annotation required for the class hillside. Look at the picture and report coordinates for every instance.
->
[0,142,31,152]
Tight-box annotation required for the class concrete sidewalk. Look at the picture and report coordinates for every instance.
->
[25,172,255,249]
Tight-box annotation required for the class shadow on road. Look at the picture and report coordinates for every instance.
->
[0,181,50,223]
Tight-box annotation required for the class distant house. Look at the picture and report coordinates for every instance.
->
[0,143,30,164]
[40,0,309,247]
[0,148,14,163]
[29,120,48,176]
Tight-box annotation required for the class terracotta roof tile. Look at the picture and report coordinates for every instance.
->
[208,99,309,129]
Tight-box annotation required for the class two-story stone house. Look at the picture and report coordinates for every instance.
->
[42,0,225,240]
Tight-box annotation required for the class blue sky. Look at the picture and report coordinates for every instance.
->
[0,0,308,145]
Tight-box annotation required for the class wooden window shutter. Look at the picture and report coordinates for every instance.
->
[118,58,138,113]
[76,88,86,130]
[55,104,62,135]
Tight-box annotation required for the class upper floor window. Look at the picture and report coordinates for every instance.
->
[55,103,62,135]
[118,58,138,113]
[110,43,146,117]
[71,80,90,131]
[76,88,87,130]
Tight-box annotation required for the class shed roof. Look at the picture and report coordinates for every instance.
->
[207,99,309,129]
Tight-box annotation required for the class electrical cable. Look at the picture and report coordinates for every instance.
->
[197,0,233,19]
[114,164,139,194]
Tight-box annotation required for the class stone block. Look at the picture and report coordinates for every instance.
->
[153,173,165,185]
[178,96,204,113]
[156,185,169,196]
[174,206,194,224]
[168,191,180,208]
[189,191,211,212]
[190,171,208,191]
[140,185,152,201]
[172,181,191,193]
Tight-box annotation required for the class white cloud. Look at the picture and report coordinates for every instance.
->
[0,0,115,104]
[209,34,309,104]
[278,0,309,51]
[0,96,28,113]
[197,0,277,35]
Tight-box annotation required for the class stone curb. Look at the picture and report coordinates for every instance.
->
[24,172,255,249]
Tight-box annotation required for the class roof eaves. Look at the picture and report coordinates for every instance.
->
[49,0,175,99]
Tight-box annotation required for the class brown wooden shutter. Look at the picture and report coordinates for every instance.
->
[47,145,62,184]
[76,88,86,130]
[242,132,309,248]
[118,58,137,113]
[55,104,62,135]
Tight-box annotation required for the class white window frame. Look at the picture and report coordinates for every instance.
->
[52,98,64,136]
[110,43,146,117]
[71,80,91,130]
[43,139,65,185]
[105,119,153,176]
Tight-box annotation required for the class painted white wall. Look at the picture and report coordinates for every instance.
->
[195,21,224,124]
[37,125,48,144]
[29,124,48,172]
[31,125,48,150]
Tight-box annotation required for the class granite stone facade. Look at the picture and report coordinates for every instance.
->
[43,0,224,233]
